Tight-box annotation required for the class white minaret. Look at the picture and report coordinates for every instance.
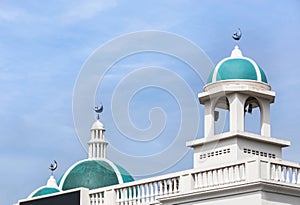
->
[88,106,108,159]
[200,45,274,138]
[187,41,290,169]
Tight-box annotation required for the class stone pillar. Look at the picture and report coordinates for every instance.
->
[260,99,271,137]
[228,93,247,133]
[204,101,215,138]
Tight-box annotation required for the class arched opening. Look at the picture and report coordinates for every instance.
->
[244,97,261,135]
[214,97,230,135]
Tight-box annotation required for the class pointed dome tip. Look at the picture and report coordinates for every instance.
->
[230,45,243,58]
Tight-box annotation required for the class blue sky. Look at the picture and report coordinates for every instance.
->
[1,1,300,204]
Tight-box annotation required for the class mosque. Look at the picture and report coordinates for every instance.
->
[15,37,300,204]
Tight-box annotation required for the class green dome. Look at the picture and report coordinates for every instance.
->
[207,46,268,84]
[58,159,134,191]
[28,175,61,199]
[31,187,60,198]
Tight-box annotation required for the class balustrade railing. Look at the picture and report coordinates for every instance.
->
[115,176,179,205]
[87,158,300,205]
[89,191,104,205]
[270,161,300,184]
[193,163,246,189]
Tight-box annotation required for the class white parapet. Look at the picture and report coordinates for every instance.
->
[86,157,300,205]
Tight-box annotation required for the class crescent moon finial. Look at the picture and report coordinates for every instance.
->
[94,104,104,120]
[49,160,57,175]
[232,28,242,42]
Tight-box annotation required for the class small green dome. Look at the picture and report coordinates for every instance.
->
[207,46,268,84]
[31,187,60,198]
[28,175,61,199]
[58,159,134,191]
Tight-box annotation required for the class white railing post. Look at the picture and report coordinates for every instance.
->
[245,159,260,181]
[179,173,193,193]
[104,189,116,205]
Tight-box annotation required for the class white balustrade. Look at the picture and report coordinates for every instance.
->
[89,192,104,205]
[88,159,300,205]
[193,163,246,189]
[115,176,180,205]
[270,162,300,185]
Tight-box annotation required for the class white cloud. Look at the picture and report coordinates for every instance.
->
[0,5,31,22]
[62,0,118,23]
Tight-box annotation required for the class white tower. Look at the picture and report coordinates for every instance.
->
[187,45,290,168]
[88,110,108,159]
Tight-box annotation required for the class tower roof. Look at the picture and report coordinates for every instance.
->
[58,159,134,191]
[207,46,268,84]
[91,119,104,130]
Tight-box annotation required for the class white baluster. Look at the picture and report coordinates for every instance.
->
[150,183,155,202]
[224,167,229,183]
[158,181,163,196]
[240,164,245,181]
[95,193,99,205]
[138,185,141,203]
[280,166,285,182]
[122,188,127,205]
[171,179,175,193]
[141,185,145,203]
[167,179,171,194]
[217,169,223,185]
[90,194,94,205]
[132,186,139,204]
[297,169,300,185]
[292,168,297,184]
[100,192,103,205]
[202,172,208,187]
[207,170,213,186]
[154,182,158,199]
[286,167,290,183]
[235,165,240,182]
[95,194,98,205]
[274,165,279,181]
[146,183,151,202]
[198,172,203,188]
[270,164,276,180]
[213,169,218,185]
[96,194,99,205]
[175,178,179,193]
[194,173,198,189]
[128,187,132,204]
[228,166,234,183]
[163,180,168,195]
[116,190,120,204]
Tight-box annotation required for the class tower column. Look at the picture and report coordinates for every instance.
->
[260,99,271,137]
[228,93,247,133]
[204,101,215,138]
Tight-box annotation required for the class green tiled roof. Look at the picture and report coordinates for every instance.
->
[59,159,134,191]
[207,58,268,84]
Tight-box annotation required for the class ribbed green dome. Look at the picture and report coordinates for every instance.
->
[207,46,268,84]
[31,187,60,197]
[58,159,134,191]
